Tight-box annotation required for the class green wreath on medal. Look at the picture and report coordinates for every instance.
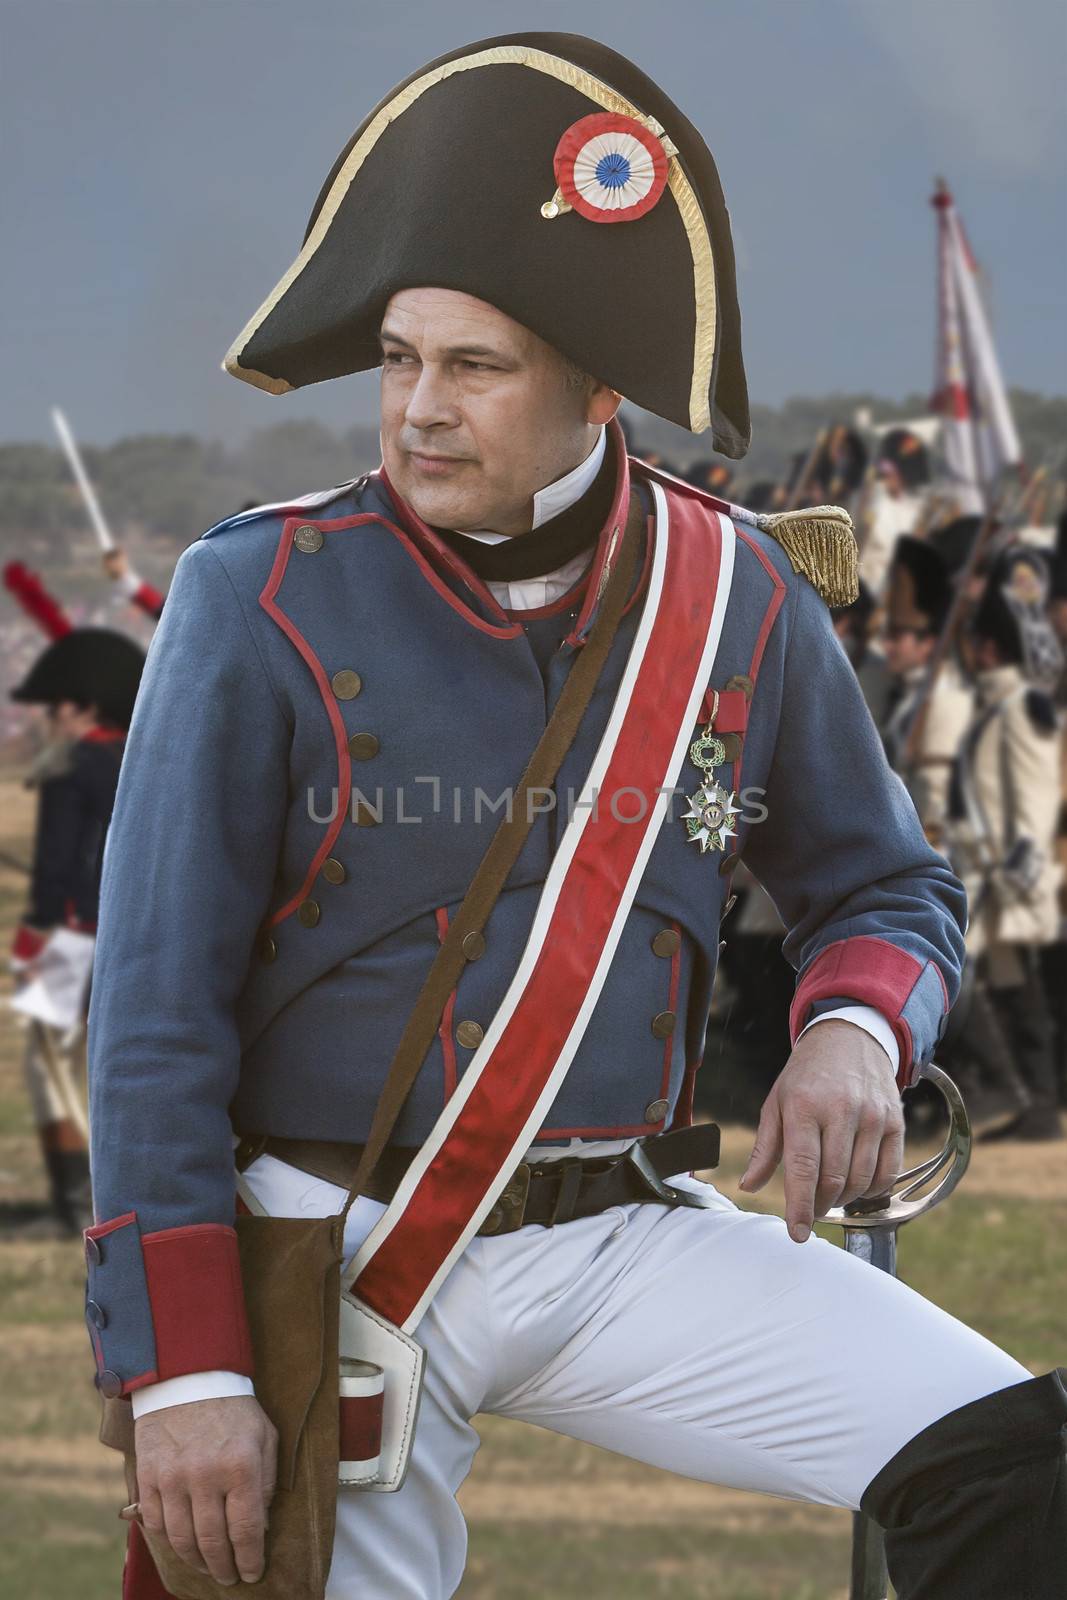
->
[682,723,740,854]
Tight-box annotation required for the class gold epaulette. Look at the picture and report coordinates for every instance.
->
[748,505,859,608]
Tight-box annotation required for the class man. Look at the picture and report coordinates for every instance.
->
[881,537,973,848]
[879,539,1034,1136]
[7,621,144,1233]
[953,546,1065,1142]
[86,34,1064,1600]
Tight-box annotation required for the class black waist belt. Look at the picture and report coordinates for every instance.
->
[244,1123,721,1237]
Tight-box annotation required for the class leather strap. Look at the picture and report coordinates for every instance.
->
[264,1123,721,1230]
[337,488,646,1222]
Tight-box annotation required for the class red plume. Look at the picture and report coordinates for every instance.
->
[3,562,73,639]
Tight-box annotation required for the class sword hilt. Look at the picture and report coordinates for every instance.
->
[823,1062,972,1231]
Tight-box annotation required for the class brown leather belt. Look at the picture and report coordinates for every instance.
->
[241,1123,721,1237]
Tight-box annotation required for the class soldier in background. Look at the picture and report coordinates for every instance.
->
[831,578,892,726]
[880,536,1039,1135]
[882,537,972,843]
[7,628,145,1231]
[953,547,1065,1141]
[857,428,930,599]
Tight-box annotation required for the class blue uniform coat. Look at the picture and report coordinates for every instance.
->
[84,448,966,1395]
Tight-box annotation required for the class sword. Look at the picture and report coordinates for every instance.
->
[822,1063,972,1600]
[50,406,116,551]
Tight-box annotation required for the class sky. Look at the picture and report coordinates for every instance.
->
[2,0,1065,448]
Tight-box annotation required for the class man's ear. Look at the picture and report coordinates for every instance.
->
[586,383,623,427]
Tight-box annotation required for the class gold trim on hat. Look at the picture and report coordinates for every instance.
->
[223,45,717,433]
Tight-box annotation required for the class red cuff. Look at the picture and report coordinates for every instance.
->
[133,580,165,617]
[141,1224,253,1386]
[789,937,924,1088]
[12,923,47,962]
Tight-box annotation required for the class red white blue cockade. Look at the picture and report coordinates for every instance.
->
[552,112,670,224]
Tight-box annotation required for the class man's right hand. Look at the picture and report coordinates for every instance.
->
[135,1395,278,1587]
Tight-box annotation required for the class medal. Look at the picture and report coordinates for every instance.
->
[682,724,740,854]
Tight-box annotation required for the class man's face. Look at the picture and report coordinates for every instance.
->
[378,288,615,535]
[884,625,935,677]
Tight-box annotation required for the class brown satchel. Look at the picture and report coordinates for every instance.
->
[100,491,645,1599]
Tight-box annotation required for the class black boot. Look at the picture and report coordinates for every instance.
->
[44,1145,93,1235]
[861,1370,1067,1599]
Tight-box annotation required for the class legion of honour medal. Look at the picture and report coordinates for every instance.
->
[682,725,740,854]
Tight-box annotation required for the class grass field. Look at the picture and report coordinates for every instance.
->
[0,776,1063,1600]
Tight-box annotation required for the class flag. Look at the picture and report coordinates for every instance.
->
[931,179,1022,511]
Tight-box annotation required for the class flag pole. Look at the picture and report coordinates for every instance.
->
[50,407,116,551]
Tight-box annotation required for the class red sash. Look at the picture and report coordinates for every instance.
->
[346,485,736,1333]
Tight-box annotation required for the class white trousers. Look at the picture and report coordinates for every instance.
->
[243,1154,1028,1600]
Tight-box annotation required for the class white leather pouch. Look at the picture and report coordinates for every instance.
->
[338,1291,425,1492]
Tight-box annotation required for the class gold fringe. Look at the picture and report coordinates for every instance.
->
[759,505,858,608]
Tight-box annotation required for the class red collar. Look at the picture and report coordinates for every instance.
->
[80,726,126,744]
[378,417,633,647]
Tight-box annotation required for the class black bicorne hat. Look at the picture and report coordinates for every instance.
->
[888,536,952,633]
[929,514,983,581]
[224,33,748,453]
[878,428,931,491]
[11,628,146,730]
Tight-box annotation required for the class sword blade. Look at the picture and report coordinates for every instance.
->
[50,406,115,551]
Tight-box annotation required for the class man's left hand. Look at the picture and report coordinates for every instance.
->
[738,1020,904,1244]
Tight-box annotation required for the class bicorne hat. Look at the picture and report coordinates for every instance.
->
[887,537,952,633]
[11,629,145,731]
[224,33,748,453]
[877,428,931,491]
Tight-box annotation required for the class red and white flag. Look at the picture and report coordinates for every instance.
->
[931,180,1022,510]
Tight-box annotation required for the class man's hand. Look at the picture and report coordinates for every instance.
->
[135,1395,278,1587]
[102,548,129,581]
[738,1019,904,1244]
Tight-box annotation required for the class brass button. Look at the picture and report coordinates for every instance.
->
[719,852,740,877]
[260,933,277,964]
[96,1370,123,1399]
[725,673,754,699]
[720,893,737,922]
[331,669,362,700]
[644,1098,670,1123]
[354,802,379,827]
[651,1010,676,1039]
[298,899,321,928]
[86,1299,107,1330]
[321,858,347,885]
[293,524,324,553]
[85,1236,102,1267]
[456,1020,484,1050]
[651,928,680,958]
[461,931,486,961]
[347,732,380,761]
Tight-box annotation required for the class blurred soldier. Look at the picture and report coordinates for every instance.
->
[857,428,929,599]
[831,578,892,724]
[955,548,1065,1141]
[882,537,972,845]
[8,628,145,1230]
[880,539,1038,1133]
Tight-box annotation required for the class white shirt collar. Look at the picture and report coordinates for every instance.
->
[459,429,607,546]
